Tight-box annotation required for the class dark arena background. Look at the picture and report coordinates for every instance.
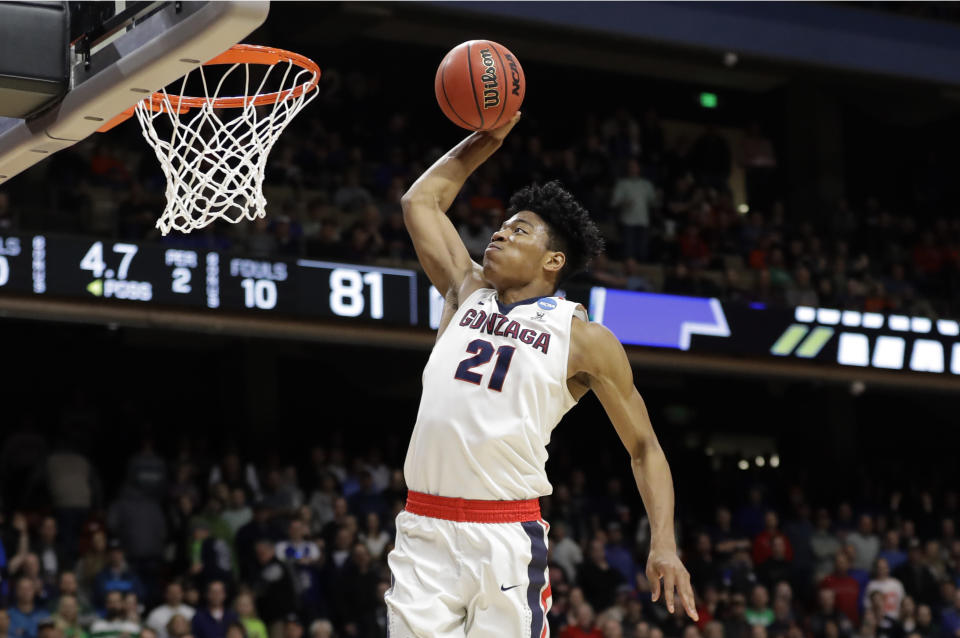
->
[2,3,960,638]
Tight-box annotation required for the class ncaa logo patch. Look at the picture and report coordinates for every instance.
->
[537,298,557,311]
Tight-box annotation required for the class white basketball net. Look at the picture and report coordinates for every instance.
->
[134,57,319,235]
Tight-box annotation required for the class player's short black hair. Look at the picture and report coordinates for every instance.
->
[506,180,605,286]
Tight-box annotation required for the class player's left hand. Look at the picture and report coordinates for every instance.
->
[646,548,698,621]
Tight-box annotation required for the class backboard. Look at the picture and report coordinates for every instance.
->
[0,1,270,186]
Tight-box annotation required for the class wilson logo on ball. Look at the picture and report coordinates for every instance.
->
[479,48,500,109]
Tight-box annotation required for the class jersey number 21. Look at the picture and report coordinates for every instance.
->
[454,339,516,392]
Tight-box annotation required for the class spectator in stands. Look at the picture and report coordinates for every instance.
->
[165,614,191,638]
[307,619,333,638]
[879,531,907,573]
[190,581,237,638]
[808,589,854,638]
[604,523,636,587]
[93,539,145,611]
[275,519,321,566]
[250,540,297,635]
[358,513,389,561]
[754,512,794,566]
[812,510,843,583]
[746,584,774,627]
[560,602,603,638]
[235,503,276,582]
[123,592,142,626]
[9,577,51,638]
[333,170,373,213]
[687,533,720,594]
[223,488,253,537]
[758,536,796,591]
[611,158,657,262]
[865,558,906,619]
[233,591,267,638]
[334,544,380,637]
[32,436,100,560]
[188,521,233,590]
[893,540,939,607]
[939,590,960,638]
[820,552,861,625]
[867,590,903,638]
[126,436,168,502]
[848,516,881,573]
[712,506,751,564]
[32,517,64,589]
[578,538,624,612]
[209,451,261,502]
[551,521,584,584]
[107,482,167,594]
[52,595,87,638]
[146,581,195,638]
[725,592,751,638]
[52,572,93,627]
[346,471,386,520]
[89,590,140,638]
[912,604,937,638]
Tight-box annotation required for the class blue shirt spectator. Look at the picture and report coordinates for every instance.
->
[92,540,144,610]
[879,530,908,572]
[604,523,636,587]
[8,578,50,638]
[191,581,238,638]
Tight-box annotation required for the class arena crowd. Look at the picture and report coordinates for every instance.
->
[1,425,959,638]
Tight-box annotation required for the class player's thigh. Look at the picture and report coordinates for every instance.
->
[385,511,468,638]
[463,519,551,638]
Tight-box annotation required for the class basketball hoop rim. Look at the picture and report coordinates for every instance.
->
[97,44,320,132]
[146,44,321,110]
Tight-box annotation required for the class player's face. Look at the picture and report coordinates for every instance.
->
[482,211,561,288]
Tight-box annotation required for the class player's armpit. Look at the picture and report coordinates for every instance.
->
[571,320,654,458]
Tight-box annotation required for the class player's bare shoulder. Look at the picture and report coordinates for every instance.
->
[568,311,627,388]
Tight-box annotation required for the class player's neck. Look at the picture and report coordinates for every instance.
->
[496,281,554,305]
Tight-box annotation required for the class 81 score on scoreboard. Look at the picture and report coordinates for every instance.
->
[220,257,418,324]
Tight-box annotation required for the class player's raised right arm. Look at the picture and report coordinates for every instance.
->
[401,112,521,295]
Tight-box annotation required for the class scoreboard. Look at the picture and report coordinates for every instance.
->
[3,232,960,379]
[0,234,420,325]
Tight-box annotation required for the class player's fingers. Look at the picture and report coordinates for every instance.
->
[488,111,522,139]
[648,566,661,602]
[680,574,699,621]
[663,570,676,613]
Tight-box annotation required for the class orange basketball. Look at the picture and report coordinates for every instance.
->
[435,40,525,131]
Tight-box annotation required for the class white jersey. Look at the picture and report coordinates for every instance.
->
[404,287,587,500]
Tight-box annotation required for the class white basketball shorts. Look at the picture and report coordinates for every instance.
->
[385,491,552,638]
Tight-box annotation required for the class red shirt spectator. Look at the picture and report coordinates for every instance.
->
[913,232,943,274]
[819,552,861,625]
[753,511,794,565]
[559,602,603,638]
[679,225,711,266]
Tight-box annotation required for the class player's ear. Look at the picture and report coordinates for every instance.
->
[543,250,565,275]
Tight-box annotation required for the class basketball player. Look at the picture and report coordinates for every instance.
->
[385,113,697,637]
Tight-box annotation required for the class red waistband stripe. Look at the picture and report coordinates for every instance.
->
[405,490,541,523]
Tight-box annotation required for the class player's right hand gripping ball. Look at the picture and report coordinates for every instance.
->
[435,40,525,131]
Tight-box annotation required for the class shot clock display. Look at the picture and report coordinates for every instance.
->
[0,234,419,324]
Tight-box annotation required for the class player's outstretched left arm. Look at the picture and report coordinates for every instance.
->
[570,319,699,621]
